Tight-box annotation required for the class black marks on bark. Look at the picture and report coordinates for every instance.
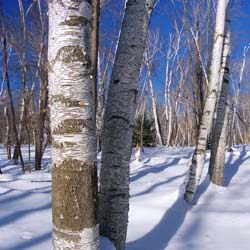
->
[61,16,90,27]
[52,139,78,149]
[51,95,87,107]
[196,148,205,154]
[53,118,94,134]
[107,115,130,123]
[55,45,91,67]
[114,79,120,84]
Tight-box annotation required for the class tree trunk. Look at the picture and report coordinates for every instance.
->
[35,78,48,170]
[91,0,100,113]
[35,0,48,171]
[184,0,228,203]
[148,77,163,146]
[140,99,146,153]
[4,107,11,160]
[13,0,28,165]
[99,1,153,249]
[48,1,99,249]
[14,1,28,163]
[209,7,230,186]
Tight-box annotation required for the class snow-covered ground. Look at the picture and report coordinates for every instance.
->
[0,145,250,250]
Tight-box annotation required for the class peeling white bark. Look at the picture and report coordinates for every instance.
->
[49,0,95,164]
[148,76,163,146]
[184,0,229,203]
[53,225,99,250]
[209,7,230,186]
[48,1,99,249]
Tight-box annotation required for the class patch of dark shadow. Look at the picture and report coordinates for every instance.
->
[224,145,250,186]
[131,158,180,182]
[0,191,32,205]
[60,16,90,27]
[114,79,120,84]
[126,197,190,250]
[0,202,51,226]
[52,118,94,134]
[131,172,186,198]
[4,232,52,250]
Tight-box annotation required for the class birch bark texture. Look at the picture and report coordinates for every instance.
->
[99,1,154,249]
[184,0,229,203]
[209,7,230,186]
[48,1,99,249]
[148,72,163,146]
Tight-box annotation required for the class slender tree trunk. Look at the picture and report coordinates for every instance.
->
[13,0,28,165]
[1,9,25,173]
[165,63,173,146]
[99,1,154,249]
[148,77,163,146]
[4,107,11,160]
[48,1,99,249]
[184,0,228,203]
[140,99,146,153]
[91,0,100,113]
[209,8,230,186]
[35,0,48,171]
[35,78,48,170]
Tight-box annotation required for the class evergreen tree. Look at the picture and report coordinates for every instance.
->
[133,115,156,147]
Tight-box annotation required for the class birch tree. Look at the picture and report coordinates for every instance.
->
[145,32,163,146]
[99,0,154,249]
[48,1,99,249]
[209,6,230,186]
[184,0,229,203]
[13,0,28,164]
[4,106,11,160]
[34,0,49,171]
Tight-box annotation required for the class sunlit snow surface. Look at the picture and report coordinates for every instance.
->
[0,145,250,250]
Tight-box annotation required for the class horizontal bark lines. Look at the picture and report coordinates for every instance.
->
[184,0,229,203]
[48,1,98,249]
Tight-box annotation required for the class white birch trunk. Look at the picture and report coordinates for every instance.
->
[99,1,153,249]
[184,0,228,203]
[96,54,104,152]
[165,59,173,147]
[13,0,27,165]
[148,77,163,146]
[209,7,230,186]
[48,1,99,249]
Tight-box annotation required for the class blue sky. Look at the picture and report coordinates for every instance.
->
[1,0,250,96]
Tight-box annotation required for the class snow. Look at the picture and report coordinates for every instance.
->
[0,145,250,249]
